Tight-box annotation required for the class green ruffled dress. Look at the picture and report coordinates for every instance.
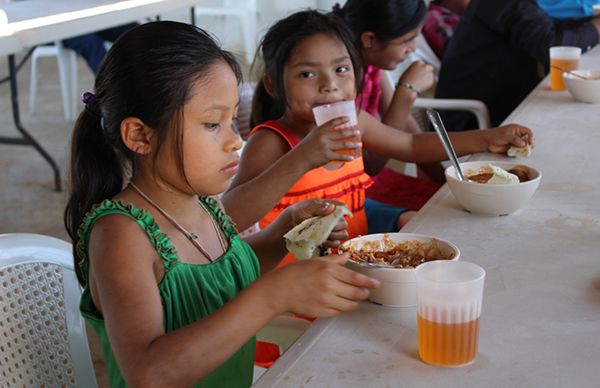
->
[77,197,260,387]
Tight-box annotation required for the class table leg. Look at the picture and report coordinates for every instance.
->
[0,54,62,191]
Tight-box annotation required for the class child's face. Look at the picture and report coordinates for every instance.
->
[365,25,421,70]
[281,33,357,126]
[160,62,242,195]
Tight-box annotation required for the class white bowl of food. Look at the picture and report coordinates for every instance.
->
[563,69,600,104]
[340,233,459,307]
[445,161,542,216]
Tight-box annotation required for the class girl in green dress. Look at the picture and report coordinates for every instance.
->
[64,21,379,387]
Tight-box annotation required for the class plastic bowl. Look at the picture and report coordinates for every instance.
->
[445,161,541,216]
[342,233,459,307]
[563,70,600,104]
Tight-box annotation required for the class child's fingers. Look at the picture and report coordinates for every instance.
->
[326,150,356,161]
[330,128,360,140]
[320,116,350,129]
[329,140,362,151]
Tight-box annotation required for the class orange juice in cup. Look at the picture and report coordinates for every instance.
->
[550,46,581,91]
[312,100,361,170]
[416,260,486,367]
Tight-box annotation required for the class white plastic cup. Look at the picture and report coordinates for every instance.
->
[312,100,360,170]
[415,260,486,367]
[549,46,581,91]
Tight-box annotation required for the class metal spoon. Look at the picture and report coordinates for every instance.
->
[550,65,589,80]
[426,109,466,181]
[350,261,395,269]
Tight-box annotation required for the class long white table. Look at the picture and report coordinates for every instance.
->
[254,47,600,387]
[0,0,199,190]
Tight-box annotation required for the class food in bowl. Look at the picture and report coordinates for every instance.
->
[445,161,542,216]
[342,233,460,307]
[340,234,453,268]
[563,69,600,104]
[465,163,531,184]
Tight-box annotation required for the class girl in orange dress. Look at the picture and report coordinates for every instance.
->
[221,10,535,265]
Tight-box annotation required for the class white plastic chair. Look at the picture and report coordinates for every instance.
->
[0,233,98,388]
[383,70,490,130]
[193,0,258,64]
[29,41,78,121]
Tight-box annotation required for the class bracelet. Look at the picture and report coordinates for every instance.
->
[398,81,421,96]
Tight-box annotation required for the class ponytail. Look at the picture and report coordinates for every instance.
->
[64,108,126,283]
[250,80,284,129]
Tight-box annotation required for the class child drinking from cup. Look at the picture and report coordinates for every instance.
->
[64,21,379,387]
[222,10,534,266]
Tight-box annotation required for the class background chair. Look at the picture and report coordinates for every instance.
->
[193,0,258,64]
[0,233,97,387]
[29,41,78,121]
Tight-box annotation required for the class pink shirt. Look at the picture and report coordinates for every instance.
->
[356,65,382,116]
[422,3,460,60]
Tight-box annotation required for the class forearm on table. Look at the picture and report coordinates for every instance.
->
[222,152,308,231]
[381,130,487,163]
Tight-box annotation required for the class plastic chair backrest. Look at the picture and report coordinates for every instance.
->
[0,233,98,388]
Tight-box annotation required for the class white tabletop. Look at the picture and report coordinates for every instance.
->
[254,47,600,388]
[0,0,198,55]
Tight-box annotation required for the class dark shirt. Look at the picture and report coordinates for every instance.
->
[435,0,598,130]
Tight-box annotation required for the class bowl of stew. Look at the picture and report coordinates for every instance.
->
[445,161,542,216]
[340,233,459,307]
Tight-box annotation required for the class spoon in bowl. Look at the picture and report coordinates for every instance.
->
[426,109,466,181]
[551,65,590,80]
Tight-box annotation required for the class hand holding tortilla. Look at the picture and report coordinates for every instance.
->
[507,134,532,158]
[284,204,352,259]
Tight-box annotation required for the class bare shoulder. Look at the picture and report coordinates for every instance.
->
[231,127,291,187]
[243,127,290,163]
[88,213,159,281]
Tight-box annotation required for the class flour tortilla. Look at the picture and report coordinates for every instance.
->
[507,134,531,158]
[284,205,352,259]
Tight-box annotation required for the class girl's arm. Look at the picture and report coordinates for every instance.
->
[360,112,534,162]
[222,120,359,231]
[89,215,377,387]
[221,129,308,231]
[362,63,438,177]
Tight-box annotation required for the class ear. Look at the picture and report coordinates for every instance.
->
[262,74,276,98]
[120,117,153,155]
[360,32,376,49]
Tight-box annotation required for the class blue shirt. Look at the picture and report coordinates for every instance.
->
[538,0,599,19]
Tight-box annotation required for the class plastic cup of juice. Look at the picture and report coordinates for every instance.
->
[312,100,360,170]
[415,260,486,367]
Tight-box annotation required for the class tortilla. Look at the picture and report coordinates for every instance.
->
[283,205,352,260]
[507,134,531,158]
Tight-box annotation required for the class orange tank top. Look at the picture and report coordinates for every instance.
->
[249,120,372,265]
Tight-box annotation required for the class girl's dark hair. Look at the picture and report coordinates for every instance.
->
[333,0,427,44]
[251,10,363,127]
[64,21,241,283]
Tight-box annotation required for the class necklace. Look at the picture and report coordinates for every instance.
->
[129,182,227,263]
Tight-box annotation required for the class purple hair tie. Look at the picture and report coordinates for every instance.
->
[81,91,101,117]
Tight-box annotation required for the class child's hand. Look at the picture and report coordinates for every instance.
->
[286,199,349,248]
[270,252,380,317]
[485,123,535,154]
[295,117,362,169]
[398,61,435,94]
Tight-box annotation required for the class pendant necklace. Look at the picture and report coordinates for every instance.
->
[129,181,227,262]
